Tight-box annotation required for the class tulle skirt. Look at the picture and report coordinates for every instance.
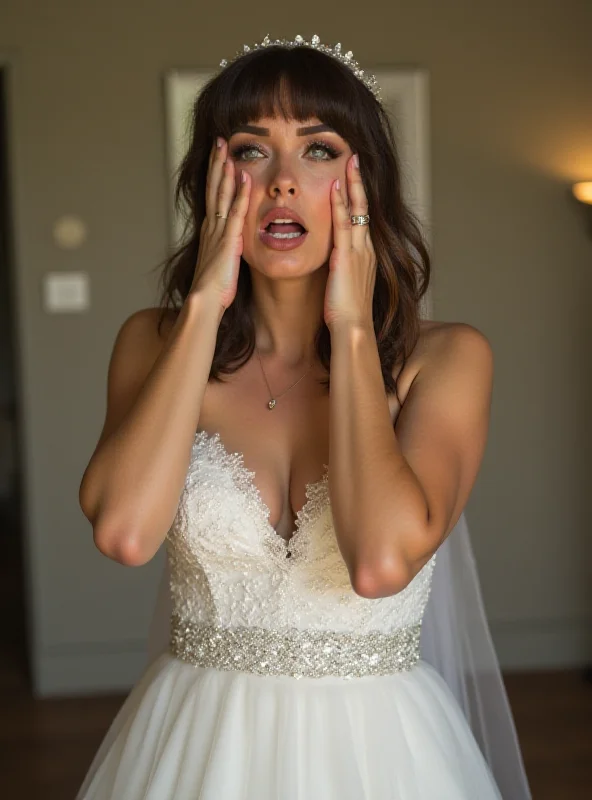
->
[76,652,502,799]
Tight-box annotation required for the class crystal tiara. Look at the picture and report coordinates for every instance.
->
[219,34,382,103]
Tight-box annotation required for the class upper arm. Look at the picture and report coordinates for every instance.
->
[80,309,169,506]
[394,323,494,554]
[95,309,167,451]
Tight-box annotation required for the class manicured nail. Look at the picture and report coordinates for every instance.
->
[335,178,340,190]
[241,169,246,183]
[353,153,359,169]
[216,137,224,149]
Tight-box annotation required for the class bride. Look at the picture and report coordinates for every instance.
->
[76,34,531,799]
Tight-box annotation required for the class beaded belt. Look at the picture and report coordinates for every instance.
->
[170,615,421,680]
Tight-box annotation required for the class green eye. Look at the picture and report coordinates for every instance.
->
[231,145,264,161]
[308,145,332,160]
[230,140,341,162]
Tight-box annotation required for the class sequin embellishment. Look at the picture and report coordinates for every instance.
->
[170,615,422,680]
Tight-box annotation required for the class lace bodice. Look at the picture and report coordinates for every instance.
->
[166,431,436,638]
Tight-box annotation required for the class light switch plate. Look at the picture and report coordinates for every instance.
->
[43,271,90,313]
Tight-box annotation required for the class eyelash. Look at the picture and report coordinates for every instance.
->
[230,139,342,162]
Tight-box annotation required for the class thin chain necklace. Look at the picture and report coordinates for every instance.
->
[254,343,315,410]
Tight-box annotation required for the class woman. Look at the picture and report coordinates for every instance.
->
[77,34,530,799]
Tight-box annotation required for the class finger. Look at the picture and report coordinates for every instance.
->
[205,137,227,227]
[330,178,352,253]
[223,168,251,239]
[347,154,370,249]
[205,137,225,223]
[214,157,238,228]
[206,135,221,183]
[197,216,207,263]
[207,135,218,171]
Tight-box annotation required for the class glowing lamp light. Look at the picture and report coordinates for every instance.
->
[572,182,592,205]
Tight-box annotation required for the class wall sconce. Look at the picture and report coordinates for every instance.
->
[572,182,592,235]
[573,182,592,204]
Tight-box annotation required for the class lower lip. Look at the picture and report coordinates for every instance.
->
[259,229,309,251]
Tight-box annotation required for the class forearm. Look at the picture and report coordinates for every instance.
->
[329,323,429,596]
[81,291,223,564]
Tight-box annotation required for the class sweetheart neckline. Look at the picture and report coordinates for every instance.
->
[193,429,330,555]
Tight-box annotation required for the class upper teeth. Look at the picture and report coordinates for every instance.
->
[270,218,298,224]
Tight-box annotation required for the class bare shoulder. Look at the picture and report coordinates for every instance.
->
[115,306,177,352]
[390,320,489,416]
[418,319,493,366]
[413,320,494,402]
[109,305,181,393]
[395,320,492,387]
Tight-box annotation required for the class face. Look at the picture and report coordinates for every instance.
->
[227,115,353,276]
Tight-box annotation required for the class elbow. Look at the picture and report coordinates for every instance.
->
[79,474,99,527]
[93,522,154,566]
[350,553,411,599]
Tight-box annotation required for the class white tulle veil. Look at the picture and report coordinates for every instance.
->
[146,511,530,798]
[420,512,531,798]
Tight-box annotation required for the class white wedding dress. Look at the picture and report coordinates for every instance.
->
[77,429,529,799]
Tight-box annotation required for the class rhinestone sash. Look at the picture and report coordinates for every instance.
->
[170,614,422,680]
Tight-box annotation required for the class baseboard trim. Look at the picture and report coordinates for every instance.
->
[491,618,592,671]
[35,641,148,697]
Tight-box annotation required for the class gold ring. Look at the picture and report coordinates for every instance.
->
[351,214,370,226]
[215,212,227,219]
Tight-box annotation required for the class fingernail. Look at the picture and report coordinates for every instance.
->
[335,178,340,190]
[216,137,223,149]
[353,153,359,169]
[241,169,246,183]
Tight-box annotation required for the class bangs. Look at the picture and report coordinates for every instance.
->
[208,46,364,143]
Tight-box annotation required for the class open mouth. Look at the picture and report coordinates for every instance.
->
[263,221,307,239]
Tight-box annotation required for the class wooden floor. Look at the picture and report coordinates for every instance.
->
[503,669,592,798]
[1,515,591,798]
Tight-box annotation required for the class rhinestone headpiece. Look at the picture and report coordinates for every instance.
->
[219,33,382,103]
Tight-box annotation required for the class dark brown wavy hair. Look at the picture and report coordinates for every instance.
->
[155,43,431,401]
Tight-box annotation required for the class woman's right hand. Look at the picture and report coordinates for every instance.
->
[190,137,251,311]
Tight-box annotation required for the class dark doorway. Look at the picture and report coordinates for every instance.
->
[0,65,30,694]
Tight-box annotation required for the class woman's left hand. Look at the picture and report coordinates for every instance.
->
[324,153,377,332]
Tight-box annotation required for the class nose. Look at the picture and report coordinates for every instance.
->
[267,159,299,199]
[271,185,296,197]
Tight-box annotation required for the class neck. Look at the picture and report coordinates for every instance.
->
[249,267,327,367]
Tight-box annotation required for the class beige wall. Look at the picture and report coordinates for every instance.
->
[1,1,591,694]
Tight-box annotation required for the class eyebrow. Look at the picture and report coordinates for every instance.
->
[230,124,336,136]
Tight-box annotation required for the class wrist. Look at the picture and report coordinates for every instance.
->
[186,288,226,325]
[328,318,375,340]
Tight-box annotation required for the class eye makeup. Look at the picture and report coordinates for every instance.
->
[230,139,342,162]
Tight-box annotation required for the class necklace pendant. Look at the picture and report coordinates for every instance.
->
[267,398,276,410]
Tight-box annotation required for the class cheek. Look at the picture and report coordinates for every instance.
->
[305,175,339,222]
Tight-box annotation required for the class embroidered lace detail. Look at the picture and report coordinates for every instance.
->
[188,430,330,560]
[165,429,437,676]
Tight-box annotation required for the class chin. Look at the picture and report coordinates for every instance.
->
[248,253,330,278]
[244,239,331,277]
